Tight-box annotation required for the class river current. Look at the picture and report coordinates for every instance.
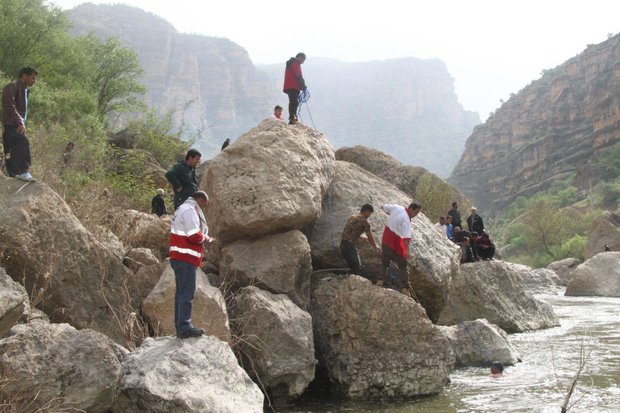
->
[285,293,620,412]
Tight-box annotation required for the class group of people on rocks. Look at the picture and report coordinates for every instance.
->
[436,202,495,263]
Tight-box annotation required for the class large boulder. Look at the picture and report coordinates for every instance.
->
[306,161,460,321]
[547,257,581,286]
[437,261,559,333]
[585,211,620,259]
[142,260,230,342]
[134,262,165,300]
[203,120,335,244]
[123,247,160,273]
[310,275,454,400]
[0,267,27,337]
[113,336,264,413]
[565,252,620,297]
[231,287,316,404]
[506,262,563,294]
[105,209,171,258]
[91,224,126,259]
[0,323,122,413]
[335,146,471,222]
[220,230,312,309]
[0,177,139,343]
[438,319,521,367]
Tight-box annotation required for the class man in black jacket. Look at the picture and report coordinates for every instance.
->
[151,188,168,217]
[165,149,201,209]
[467,207,484,234]
[447,202,462,229]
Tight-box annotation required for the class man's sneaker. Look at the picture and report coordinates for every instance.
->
[15,172,35,182]
[289,117,298,125]
[176,327,205,339]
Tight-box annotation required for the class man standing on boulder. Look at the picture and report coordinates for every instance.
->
[283,52,306,125]
[169,191,214,339]
[165,149,201,209]
[340,204,380,279]
[2,66,38,181]
[377,203,421,297]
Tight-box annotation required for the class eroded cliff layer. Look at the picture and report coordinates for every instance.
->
[450,34,620,213]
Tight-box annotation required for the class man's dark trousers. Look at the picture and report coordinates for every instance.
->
[2,126,30,177]
[171,259,197,334]
[381,244,410,289]
[340,240,361,275]
[285,89,300,121]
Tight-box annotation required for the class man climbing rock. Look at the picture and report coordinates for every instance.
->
[169,191,214,339]
[340,204,380,279]
[165,149,201,209]
[2,66,38,181]
[377,203,421,297]
[283,52,306,125]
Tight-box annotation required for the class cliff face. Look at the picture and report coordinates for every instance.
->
[261,58,480,177]
[67,4,273,156]
[450,34,620,214]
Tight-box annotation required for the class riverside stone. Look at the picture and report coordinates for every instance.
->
[310,275,454,400]
[220,230,312,310]
[0,176,139,343]
[142,260,230,341]
[438,319,521,367]
[0,323,122,413]
[565,252,620,297]
[547,257,581,286]
[112,336,264,413]
[306,160,460,321]
[585,211,620,259]
[437,261,559,333]
[232,287,316,403]
[203,120,335,244]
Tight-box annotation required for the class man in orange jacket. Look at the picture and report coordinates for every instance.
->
[283,52,306,125]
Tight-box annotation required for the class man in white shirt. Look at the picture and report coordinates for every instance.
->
[435,216,448,238]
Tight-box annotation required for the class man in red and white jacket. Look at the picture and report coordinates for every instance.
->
[377,203,422,297]
[283,52,306,125]
[169,191,214,339]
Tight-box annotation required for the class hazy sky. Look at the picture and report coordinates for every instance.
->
[51,0,620,120]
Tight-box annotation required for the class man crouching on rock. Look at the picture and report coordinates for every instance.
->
[169,191,214,339]
[377,203,421,298]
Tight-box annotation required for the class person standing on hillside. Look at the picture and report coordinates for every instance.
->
[467,206,485,234]
[283,52,307,125]
[151,188,168,217]
[2,66,38,181]
[377,203,421,298]
[340,204,381,279]
[169,191,214,339]
[165,149,201,209]
[447,202,462,229]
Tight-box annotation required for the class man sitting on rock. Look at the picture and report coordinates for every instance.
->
[435,216,448,238]
[340,204,380,279]
[377,203,421,298]
[271,105,284,121]
[169,191,214,339]
[467,206,485,234]
[476,231,496,260]
[453,226,470,245]
[460,237,476,264]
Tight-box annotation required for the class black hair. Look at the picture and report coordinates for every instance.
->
[491,362,504,373]
[470,232,479,237]
[192,191,209,201]
[452,201,458,207]
[409,203,421,210]
[274,105,283,110]
[296,52,306,59]
[18,66,38,78]
[186,149,202,160]
[360,204,374,213]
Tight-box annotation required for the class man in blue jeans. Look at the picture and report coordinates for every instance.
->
[169,191,214,339]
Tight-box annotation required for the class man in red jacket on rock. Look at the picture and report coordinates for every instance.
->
[283,52,307,125]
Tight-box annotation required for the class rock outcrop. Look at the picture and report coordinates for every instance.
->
[565,252,620,297]
[113,336,264,413]
[585,211,620,259]
[203,120,335,244]
[105,209,171,258]
[437,261,559,333]
[0,323,122,413]
[220,230,312,309]
[306,160,460,321]
[547,257,581,286]
[336,146,471,220]
[439,319,521,367]
[0,177,138,343]
[232,287,316,403]
[123,247,160,273]
[0,267,27,337]
[450,34,620,214]
[142,261,230,341]
[310,275,454,400]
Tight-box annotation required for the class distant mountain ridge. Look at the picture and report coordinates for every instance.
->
[67,3,479,176]
[450,33,620,214]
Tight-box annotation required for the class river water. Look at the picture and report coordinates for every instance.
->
[284,293,620,412]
